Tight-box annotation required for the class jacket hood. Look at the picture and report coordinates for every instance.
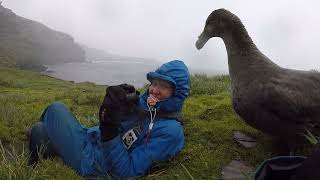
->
[139,60,190,112]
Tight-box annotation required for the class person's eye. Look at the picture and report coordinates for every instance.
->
[160,82,168,87]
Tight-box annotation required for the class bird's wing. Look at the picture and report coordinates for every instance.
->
[256,71,320,124]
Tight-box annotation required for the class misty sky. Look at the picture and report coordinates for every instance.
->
[2,0,320,74]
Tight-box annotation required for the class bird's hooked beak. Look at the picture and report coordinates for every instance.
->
[195,31,210,50]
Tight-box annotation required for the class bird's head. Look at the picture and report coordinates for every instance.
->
[196,8,239,50]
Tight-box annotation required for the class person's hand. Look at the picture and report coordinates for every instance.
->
[99,84,138,141]
[147,94,159,106]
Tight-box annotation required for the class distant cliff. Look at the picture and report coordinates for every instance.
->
[0,4,85,71]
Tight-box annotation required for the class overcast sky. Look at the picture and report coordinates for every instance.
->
[2,0,320,74]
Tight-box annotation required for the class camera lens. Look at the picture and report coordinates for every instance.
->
[126,92,139,102]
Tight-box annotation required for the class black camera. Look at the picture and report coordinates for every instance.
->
[126,91,140,104]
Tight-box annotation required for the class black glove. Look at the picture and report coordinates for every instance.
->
[119,84,140,111]
[99,84,139,141]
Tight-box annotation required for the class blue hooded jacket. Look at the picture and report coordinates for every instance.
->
[81,60,190,178]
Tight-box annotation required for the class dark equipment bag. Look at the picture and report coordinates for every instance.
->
[253,144,320,180]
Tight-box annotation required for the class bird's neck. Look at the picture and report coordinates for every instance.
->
[221,23,278,83]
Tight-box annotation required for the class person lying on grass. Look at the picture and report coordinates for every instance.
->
[28,60,190,178]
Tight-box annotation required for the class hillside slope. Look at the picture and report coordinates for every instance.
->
[0,4,85,71]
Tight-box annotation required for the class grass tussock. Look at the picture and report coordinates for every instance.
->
[190,74,230,96]
[0,67,287,179]
[0,141,85,180]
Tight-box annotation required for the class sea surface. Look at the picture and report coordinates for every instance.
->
[43,60,227,88]
[43,60,160,88]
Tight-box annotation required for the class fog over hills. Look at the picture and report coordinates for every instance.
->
[80,44,161,65]
[0,4,85,71]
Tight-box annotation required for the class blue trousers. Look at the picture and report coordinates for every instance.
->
[29,102,87,173]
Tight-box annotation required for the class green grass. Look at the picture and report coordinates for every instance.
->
[0,68,280,179]
[190,74,230,96]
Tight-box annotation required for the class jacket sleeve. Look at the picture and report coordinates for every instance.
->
[98,121,184,178]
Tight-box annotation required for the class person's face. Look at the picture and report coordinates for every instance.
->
[148,79,173,101]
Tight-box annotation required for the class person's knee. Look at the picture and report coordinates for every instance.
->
[41,101,76,129]
[40,102,70,127]
[46,102,68,114]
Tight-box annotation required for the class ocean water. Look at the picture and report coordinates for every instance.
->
[43,60,227,88]
[44,61,160,88]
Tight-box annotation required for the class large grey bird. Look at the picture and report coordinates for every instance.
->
[196,9,320,150]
